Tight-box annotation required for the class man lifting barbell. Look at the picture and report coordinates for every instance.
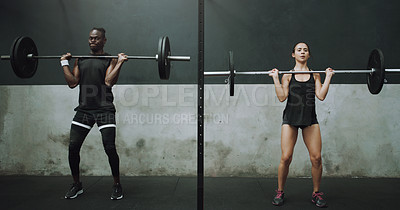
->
[270,42,333,208]
[0,27,190,201]
[62,27,127,200]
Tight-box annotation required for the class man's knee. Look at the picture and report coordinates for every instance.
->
[100,127,117,153]
[69,124,89,153]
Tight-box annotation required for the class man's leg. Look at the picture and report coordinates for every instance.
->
[65,111,93,199]
[97,112,122,200]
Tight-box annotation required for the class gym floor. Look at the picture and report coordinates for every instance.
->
[0,176,398,210]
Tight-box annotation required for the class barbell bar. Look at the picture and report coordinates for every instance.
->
[204,69,377,76]
[1,55,190,60]
[1,36,190,80]
[204,49,400,96]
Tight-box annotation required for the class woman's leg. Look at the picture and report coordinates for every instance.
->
[278,124,299,191]
[302,124,322,193]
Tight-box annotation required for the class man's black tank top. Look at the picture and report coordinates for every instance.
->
[282,73,318,127]
[75,53,115,112]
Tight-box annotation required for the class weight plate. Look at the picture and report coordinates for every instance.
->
[157,36,165,79]
[157,36,171,80]
[367,49,385,94]
[162,36,171,80]
[11,36,38,78]
[229,51,235,96]
[9,36,22,76]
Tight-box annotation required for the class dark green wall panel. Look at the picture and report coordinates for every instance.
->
[1,0,399,84]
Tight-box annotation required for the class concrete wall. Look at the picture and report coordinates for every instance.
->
[1,84,399,177]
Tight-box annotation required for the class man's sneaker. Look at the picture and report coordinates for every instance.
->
[65,182,83,199]
[111,183,123,200]
[272,189,285,206]
[312,191,328,208]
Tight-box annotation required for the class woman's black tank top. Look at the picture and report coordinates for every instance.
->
[282,73,318,127]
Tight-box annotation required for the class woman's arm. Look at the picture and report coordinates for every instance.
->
[314,68,334,101]
[269,68,291,102]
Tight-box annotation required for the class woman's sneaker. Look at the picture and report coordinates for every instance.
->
[65,182,83,199]
[312,191,327,208]
[272,189,285,206]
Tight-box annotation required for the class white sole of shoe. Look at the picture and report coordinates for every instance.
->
[65,189,84,199]
[111,194,123,200]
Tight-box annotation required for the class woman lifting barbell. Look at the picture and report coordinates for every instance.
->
[269,42,334,208]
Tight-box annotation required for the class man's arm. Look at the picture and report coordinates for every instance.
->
[61,53,80,88]
[105,53,128,87]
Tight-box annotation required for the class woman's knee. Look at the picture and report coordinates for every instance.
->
[310,154,322,167]
[280,154,293,166]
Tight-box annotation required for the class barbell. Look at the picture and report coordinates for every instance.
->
[0,36,191,80]
[204,50,400,96]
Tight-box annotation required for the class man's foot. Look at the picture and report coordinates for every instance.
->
[312,191,328,208]
[111,183,123,200]
[65,182,83,199]
[272,189,285,206]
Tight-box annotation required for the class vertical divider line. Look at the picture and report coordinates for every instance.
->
[197,0,205,209]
